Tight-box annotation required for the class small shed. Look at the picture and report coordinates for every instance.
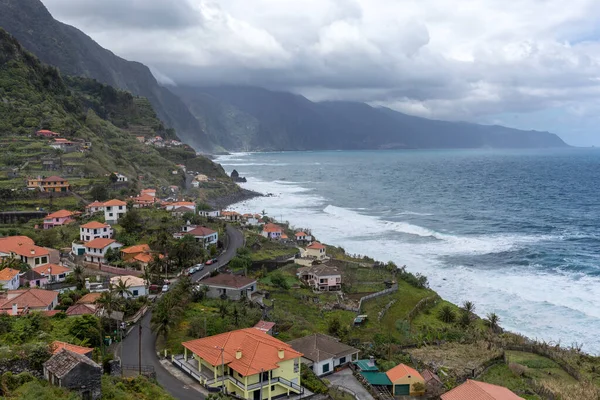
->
[385,363,425,396]
[353,314,368,326]
[44,348,102,399]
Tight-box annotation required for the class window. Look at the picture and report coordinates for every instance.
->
[41,256,48,264]
[271,385,275,391]
[35,258,40,265]
[109,213,113,217]
[322,363,330,373]
[133,290,139,296]
[339,357,346,364]
[294,358,300,373]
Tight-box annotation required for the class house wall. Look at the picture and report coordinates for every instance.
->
[80,227,112,242]
[0,275,20,290]
[306,248,326,259]
[312,358,334,376]
[59,363,102,400]
[20,254,50,269]
[85,243,122,264]
[391,375,425,396]
[205,283,256,300]
[104,205,126,223]
[126,285,147,298]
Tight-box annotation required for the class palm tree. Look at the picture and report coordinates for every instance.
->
[462,301,475,314]
[151,295,183,341]
[72,265,85,290]
[114,280,132,299]
[97,290,118,336]
[486,312,501,332]
[438,305,456,323]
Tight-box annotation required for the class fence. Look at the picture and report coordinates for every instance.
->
[125,305,148,324]
[505,344,582,381]
[407,295,440,323]
[358,283,399,311]
[330,385,359,400]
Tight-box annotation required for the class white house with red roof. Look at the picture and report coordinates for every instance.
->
[0,268,21,290]
[0,236,51,268]
[79,221,112,242]
[294,232,312,242]
[0,288,59,314]
[304,242,328,260]
[84,238,122,264]
[103,199,127,224]
[220,211,241,221]
[174,222,218,247]
[132,193,156,208]
[261,223,283,239]
[49,138,76,152]
[85,201,105,214]
[36,129,60,138]
[43,210,76,229]
[164,201,196,212]
[32,263,72,283]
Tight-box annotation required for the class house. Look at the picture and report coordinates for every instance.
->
[179,328,303,399]
[85,201,105,214]
[442,380,523,400]
[254,320,276,335]
[49,138,76,152]
[294,232,312,242]
[65,303,97,316]
[51,341,94,358]
[422,369,443,395]
[296,265,342,291]
[32,263,71,283]
[43,210,76,229]
[120,244,151,261]
[0,268,21,290]
[175,226,218,247]
[220,211,241,222]
[385,364,425,396]
[28,176,70,192]
[288,333,359,376]
[198,209,220,218]
[19,270,48,288]
[44,348,102,400]
[132,193,156,208]
[140,188,156,198]
[0,288,59,313]
[36,129,60,138]
[200,274,257,300]
[164,201,196,212]
[261,223,282,239]
[80,221,112,242]
[305,242,327,260]
[110,275,147,298]
[172,206,193,217]
[245,215,263,226]
[195,174,208,182]
[191,180,201,188]
[0,236,51,268]
[77,292,102,305]
[114,172,128,182]
[84,238,122,264]
[136,136,145,143]
[103,199,127,224]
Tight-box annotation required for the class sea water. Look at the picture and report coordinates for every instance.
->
[216,149,600,353]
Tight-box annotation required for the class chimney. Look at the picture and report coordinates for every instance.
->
[368,356,375,367]
[30,249,35,255]
[278,348,285,359]
[236,348,242,360]
[11,303,17,316]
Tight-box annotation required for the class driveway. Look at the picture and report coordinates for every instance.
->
[327,368,375,400]
[120,225,244,400]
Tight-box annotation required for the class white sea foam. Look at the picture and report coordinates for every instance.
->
[397,211,435,216]
[225,158,600,354]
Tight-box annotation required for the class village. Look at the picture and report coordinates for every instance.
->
[1,157,597,400]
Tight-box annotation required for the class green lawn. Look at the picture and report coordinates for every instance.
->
[479,363,540,400]
[506,351,578,384]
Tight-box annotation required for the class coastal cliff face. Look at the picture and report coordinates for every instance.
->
[174,85,569,152]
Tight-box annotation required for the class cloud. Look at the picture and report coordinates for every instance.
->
[41,0,600,144]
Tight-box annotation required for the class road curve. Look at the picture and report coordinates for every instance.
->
[120,224,244,400]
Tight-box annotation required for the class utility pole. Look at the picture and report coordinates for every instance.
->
[120,321,123,377]
[138,324,142,376]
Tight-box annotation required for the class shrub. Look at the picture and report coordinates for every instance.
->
[438,305,456,323]
[270,272,289,290]
[300,364,328,394]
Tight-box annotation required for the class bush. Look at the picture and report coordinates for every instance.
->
[438,305,456,323]
[270,272,289,290]
[300,364,328,394]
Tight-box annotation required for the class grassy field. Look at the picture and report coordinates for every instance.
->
[479,364,541,400]
[506,351,578,384]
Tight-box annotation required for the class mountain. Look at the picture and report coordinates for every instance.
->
[0,27,228,189]
[0,0,216,152]
[174,85,568,151]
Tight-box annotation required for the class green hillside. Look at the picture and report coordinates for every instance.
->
[0,28,229,194]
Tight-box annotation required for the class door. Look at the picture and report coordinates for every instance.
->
[394,384,410,395]
[253,389,261,400]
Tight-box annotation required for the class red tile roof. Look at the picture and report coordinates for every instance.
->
[86,201,105,208]
[43,176,67,182]
[80,221,109,229]
[134,194,156,203]
[51,341,93,355]
[441,380,523,400]
[84,238,117,249]
[295,232,308,237]
[32,263,70,275]
[307,242,325,250]
[45,210,74,219]
[66,303,96,316]
[187,227,217,237]
[182,328,302,376]
[201,274,256,289]
[121,244,151,254]
[254,320,276,332]
[103,199,127,206]
[262,223,282,233]
[76,293,102,304]
[385,363,423,383]
[0,288,58,310]
[0,268,20,281]
[0,236,49,258]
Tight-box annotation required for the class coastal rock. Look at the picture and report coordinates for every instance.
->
[230,169,247,183]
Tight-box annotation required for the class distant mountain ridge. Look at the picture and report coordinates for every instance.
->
[0,0,215,152]
[174,85,568,151]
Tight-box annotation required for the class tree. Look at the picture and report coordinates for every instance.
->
[109,173,118,183]
[462,301,475,314]
[104,247,120,264]
[119,209,143,235]
[89,185,109,201]
[114,280,132,299]
[486,312,501,332]
[438,305,456,323]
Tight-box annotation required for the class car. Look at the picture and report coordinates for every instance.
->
[194,263,204,272]
[205,259,214,265]
[188,266,197,274]
[162,284,169,293]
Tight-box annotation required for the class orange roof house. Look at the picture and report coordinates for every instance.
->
[120,244,150,261]
[85,201,105,213]
[141,189,156,197]
[41,176,70,192]
[0,288,59,313]
[0,236,50,268]
[133,194,156,208]
[80,221,109,230]
[262,223,283,239]
[84,238,117,249]
[182,328,303,377]
[43,210,76,229]
[36,130,60,137]
[32,263,70,275]
[51,341,94,357]
[385,364,425,396]
[306,242,325,250]
[0,268,20,290]
[441,380,523,400]
[77,293,102,305]
[103,199,127,207]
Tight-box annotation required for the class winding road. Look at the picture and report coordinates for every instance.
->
[120,225,244,400]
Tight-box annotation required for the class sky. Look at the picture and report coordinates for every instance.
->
[41,0,600,146]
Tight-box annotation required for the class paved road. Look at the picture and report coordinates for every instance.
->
[120,225,244,400]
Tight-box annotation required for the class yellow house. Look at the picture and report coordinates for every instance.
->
[385,363,425,396]
[305,242,327,260]
[178,328,304,400]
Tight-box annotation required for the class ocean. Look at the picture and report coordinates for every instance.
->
[215,149,600,354]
